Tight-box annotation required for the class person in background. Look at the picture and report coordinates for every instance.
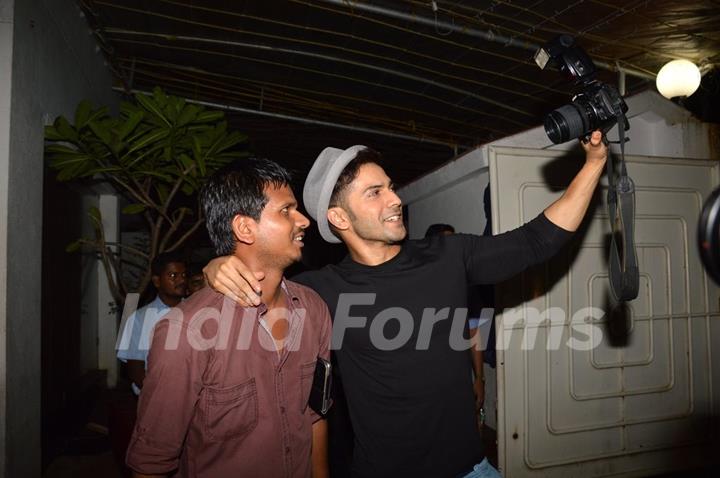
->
[424,223,455,237]
[117,252,187,395]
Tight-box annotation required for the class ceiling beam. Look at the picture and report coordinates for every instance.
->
[113,87,467,151]
[320,0,657,81]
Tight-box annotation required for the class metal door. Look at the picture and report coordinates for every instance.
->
[488,146,719,477]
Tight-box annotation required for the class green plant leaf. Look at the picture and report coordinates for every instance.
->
[74,100,93,128]
[126,129,170,155]
[195,110,224,123]
[80,166,123,177]
[178,153,194,174]
[50,154,91,170]
[122,203,147,215]
[120,100,138,117]
[115,110,144,141]
[88,120,112,145]
[136,92,170,127]
[65,240,83,253]
[177,104,200,127]
[88,207,103,230]
[156,183,169,204]
[49,89,247,302]
[164,95,180,122]
[152,87,168,105]
[84,106,110,130]
[192,136,207,176]
[136,170,174,182]
[44,124,64,141]
[46,144,80,155]
[54,116,78,142]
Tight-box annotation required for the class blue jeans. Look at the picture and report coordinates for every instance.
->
[457,458,502,478]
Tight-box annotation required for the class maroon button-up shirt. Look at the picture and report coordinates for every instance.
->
[126,280,331,478]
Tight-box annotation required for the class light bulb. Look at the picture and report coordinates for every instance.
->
[656,59,701,99]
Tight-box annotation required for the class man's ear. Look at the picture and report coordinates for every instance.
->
[232,214,257,245]
[327,206,350,233]
[151,275,160,288]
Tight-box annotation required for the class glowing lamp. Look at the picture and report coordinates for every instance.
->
[656,59,701,99]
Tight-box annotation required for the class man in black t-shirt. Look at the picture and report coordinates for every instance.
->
[204,133,608,478]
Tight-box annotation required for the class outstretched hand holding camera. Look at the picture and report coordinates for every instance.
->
[543,130,607,233]
[582,130,609,167]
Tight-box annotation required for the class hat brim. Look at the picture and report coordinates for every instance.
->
[304,145,368,244]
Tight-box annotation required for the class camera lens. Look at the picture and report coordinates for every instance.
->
[544,103,590,144]
[698,187,720,285]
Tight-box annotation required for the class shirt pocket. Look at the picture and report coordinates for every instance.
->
[299,360,315,413]
[204,378,258,442]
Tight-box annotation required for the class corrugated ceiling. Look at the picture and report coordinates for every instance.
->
[80,0,720,185]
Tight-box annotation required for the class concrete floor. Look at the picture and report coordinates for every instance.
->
[44,452,123,478]
[41,407,709,478]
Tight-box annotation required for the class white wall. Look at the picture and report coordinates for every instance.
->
[407,170,489,239]
[97,194,119,388]
[0,0,117,474]
[0,2,15,473]
[401,148,489,238]
[79,196,100,374]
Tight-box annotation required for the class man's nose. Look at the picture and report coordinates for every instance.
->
[387,190,402,208]
[296,211,310,229]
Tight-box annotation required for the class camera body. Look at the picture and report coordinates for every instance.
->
[698,187,720,285]
[535,34,629,144]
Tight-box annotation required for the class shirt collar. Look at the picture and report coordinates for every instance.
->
[256,279,300,317]
[281,279,301,306]
[152,295,173,310]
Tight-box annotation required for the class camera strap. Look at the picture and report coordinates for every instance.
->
[605,112,639,302]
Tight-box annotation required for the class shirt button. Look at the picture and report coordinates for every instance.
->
[280,406,286,414]
[285,446,291,454]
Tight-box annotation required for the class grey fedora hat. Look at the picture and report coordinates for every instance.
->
[303,145,368,243]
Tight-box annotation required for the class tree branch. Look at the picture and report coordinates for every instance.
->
[163,164,196,216]
[103,241,150,259]
[158,207,188,252]
[92,227,125,307]
[148,215,165,269]
[110,175,156,210]
[166,216,205,252]
[137,268,153,300]
[106,246,129,297]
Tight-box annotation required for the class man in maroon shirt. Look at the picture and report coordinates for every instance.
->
[126,158,332,478]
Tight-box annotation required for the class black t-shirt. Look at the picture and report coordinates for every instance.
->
[294,213,572,478]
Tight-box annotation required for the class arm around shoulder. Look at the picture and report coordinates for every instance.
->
[543,130,608,232]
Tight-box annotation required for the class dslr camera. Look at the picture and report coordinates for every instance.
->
[699,187,720,285]
[535,34,629,144]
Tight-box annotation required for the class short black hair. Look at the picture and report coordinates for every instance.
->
[151,251,186,276]
[328,147,383,210]
[425,223,455,237]
[200,157,293,256]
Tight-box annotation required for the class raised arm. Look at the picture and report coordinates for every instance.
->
[543,130,608,231]
[461,131,607,285]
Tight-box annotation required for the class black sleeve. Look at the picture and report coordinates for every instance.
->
[458,213,573,284]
